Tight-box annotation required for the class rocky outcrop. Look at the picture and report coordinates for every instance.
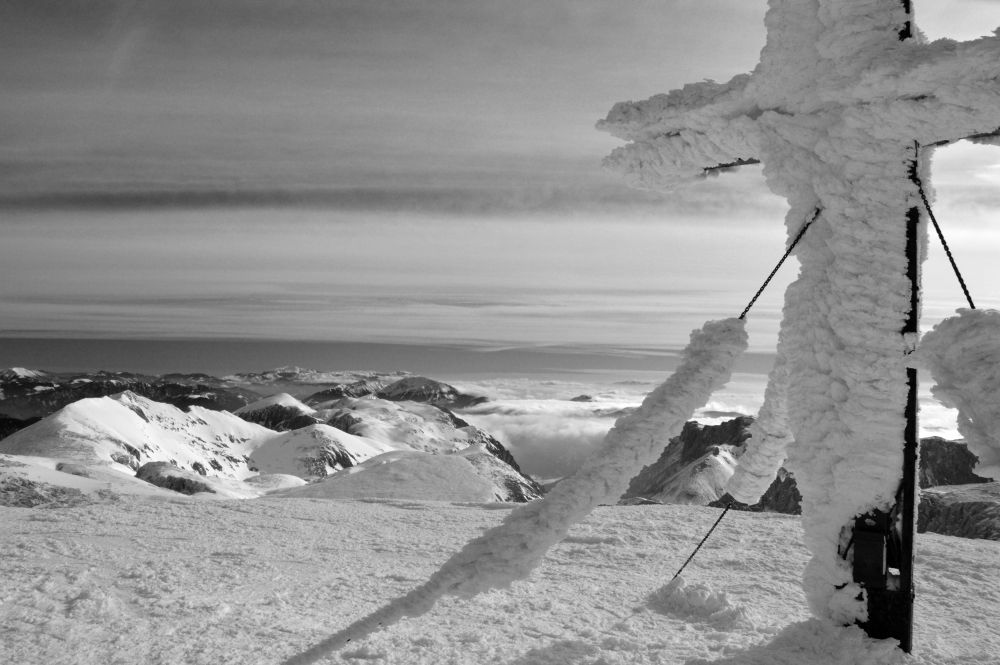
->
[136,462,216,495]
[236,404,321,432]
[918,482,1000,540]
[919,437,993,488]
[620,417,752,506]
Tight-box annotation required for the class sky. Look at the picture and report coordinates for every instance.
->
[2,0,1000,371]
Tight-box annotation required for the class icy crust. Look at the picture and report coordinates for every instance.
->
[282,318,747,664]
[920,309,1000,477]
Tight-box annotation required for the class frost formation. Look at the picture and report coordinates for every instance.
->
[600,0,1000,622]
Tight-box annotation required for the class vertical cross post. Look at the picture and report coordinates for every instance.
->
[849,5,919,649]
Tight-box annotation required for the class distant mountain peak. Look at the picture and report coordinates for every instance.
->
[377,376,487,409]
[0,367,50,381]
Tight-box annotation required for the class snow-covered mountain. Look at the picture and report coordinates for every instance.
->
[302,378,386,403]
[0,388,540,501]
[0,367,51,381]
[621,417,752,506]
[376,376,487,409]
[248,424,394,479]
[0,391,273,478]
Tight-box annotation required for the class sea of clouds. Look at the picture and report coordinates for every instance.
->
[454,373,963,481]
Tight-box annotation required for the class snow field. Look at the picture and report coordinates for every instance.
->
[1,497,996,665]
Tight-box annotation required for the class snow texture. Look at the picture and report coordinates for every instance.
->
[920,308,1000,478]
[2,494,997,665]
[599,0,1000,624]
[282,317,747,664]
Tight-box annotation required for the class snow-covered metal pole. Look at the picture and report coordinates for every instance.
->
[600,0,1000,652]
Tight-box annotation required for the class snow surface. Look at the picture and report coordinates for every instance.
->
[599,0,1000,625]
[1,494,997,665]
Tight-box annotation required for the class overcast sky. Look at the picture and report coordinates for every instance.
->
[2,1,1000,357]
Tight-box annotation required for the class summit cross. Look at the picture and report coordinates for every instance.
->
[600,0,1000,651]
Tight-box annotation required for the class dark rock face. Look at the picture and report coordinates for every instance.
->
[753,471,803,514]
[626,416,994,538]
[621,417,752,505]
[0,371,258,423]
[236,404,321,431]
[919,437,992,488]
[0,415,40,441]
[136,462,216,495]
[0,474,88,508]
[55,462,91,478]
[918,482,1000,540]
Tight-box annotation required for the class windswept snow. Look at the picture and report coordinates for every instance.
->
[1,495,996,665]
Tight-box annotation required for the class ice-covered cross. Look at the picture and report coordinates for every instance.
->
[600,0,1000,644]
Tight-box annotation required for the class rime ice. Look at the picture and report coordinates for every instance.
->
[920,308,1000,478]
[600,0,1000,623]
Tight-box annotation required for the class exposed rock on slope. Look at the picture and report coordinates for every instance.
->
[918,482,1000,540]
[624,416,996,541]
[234,394,321,431]
[247,424,393,479]
[136,461,216,495]
[317,396,541,499]
[919,437,993,487]
[620,417,752,505]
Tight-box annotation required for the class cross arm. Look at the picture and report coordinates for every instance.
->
[849,33,1000,146]
[598,74,763,189]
